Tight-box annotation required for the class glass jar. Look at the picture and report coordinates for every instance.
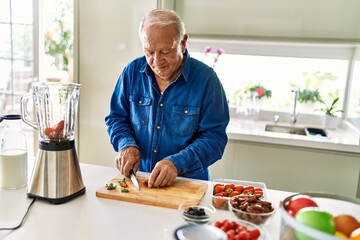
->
[0,115,28,189]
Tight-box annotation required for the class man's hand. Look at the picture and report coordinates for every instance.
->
[115,146,140,177]
[148,159,178,188]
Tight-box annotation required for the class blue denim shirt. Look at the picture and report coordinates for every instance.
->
[105,50,229,180]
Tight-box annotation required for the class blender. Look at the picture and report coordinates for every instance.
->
[21,82,85,204]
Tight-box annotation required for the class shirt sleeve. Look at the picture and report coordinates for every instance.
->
[167,70,230,178]
[105,68,138,152]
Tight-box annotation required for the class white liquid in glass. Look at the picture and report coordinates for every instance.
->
[0,150,28,189]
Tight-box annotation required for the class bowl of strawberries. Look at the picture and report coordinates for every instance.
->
[211,179,267,210]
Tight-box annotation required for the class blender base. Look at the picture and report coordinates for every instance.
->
[27,141,86,204]
[28,187,86,204]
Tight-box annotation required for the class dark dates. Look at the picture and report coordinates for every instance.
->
[230,196,274,225]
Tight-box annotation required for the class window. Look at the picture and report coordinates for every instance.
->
[0,0,74,158]
[188,39,359,121]
[0,0,33,115]
[0,0,34,156]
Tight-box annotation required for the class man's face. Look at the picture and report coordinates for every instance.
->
[141,25,186,80]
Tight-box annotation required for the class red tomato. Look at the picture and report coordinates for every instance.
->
[214,192,227,197]
[220,226,228,233]
[231,220,239,229]
[214,221,223,228]
[214,185,225,194]
[234,185,244,193]
[234,235,242,240]
[228,191,240,197]
[243,186,255,191]
[238,230,250,240]
[226,229,235,239]
[236,225,246,233]
[242,189,253,195]
[249,228,260,239]
[223,220,233,232]
[214,183,224,188]
[224,184,235,190]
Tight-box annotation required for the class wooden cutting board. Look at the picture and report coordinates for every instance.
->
[96,172,208,209]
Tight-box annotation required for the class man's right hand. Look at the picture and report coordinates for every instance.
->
[115,146,140,177]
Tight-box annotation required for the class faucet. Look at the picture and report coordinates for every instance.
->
[291,88,300,124]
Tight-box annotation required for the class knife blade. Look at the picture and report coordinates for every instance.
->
[130,169,140,190]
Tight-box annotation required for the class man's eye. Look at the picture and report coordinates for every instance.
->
[161,50,171,55]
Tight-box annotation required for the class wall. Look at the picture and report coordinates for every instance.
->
[77,0,156,166]
[175,0,360,42]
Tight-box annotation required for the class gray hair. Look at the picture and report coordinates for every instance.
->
[138,9,186,41]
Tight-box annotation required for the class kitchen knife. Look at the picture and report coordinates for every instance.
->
[130,169,140,190]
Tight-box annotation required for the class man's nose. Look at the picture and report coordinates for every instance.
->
[153,53,163,65]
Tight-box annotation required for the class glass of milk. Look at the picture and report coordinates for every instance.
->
[0,115,28,189]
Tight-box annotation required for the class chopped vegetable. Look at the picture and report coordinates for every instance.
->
[118,178,128,188]
[105,183,117,190]
[121,188,129,193]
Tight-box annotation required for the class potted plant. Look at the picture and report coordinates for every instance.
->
[290,72,336,113]
[318,97,343,129]
[245,83,272,100]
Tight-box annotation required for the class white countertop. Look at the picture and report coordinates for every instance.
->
[227,118,360,154]
[0,163,294,240]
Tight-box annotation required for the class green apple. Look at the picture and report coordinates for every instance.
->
[294,207,336,240]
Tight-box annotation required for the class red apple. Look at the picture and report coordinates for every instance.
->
[286,194,318,217]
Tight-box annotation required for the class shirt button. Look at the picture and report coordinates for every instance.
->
[139,100,142,104]
[157,125,160,129]
[160,103,164,107]
[184,110,188,114]
[153,149,157,153]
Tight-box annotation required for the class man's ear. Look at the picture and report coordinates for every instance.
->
[181,34,189,53]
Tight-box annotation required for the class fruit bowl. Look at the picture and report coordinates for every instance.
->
[280,192,360,240]
[178,202,216,225]
[228,195,276,226]
[211,178,267,210]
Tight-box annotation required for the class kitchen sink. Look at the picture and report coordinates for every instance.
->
[265,125,306,135]
[265,124,328,137]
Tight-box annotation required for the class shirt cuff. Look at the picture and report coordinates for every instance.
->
[117,136,138,151]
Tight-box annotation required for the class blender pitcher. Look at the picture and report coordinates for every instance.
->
[21,82,85,204]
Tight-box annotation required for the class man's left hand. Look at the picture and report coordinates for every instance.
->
[148,159,178,188]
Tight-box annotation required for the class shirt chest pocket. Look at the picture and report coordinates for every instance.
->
[171,105,200,136]
[129,95,151,125]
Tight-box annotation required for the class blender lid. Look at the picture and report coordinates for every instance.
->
[0,114,22,122]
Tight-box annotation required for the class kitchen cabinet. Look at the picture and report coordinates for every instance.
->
[175,0,360,41]
[210,139,360,198]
